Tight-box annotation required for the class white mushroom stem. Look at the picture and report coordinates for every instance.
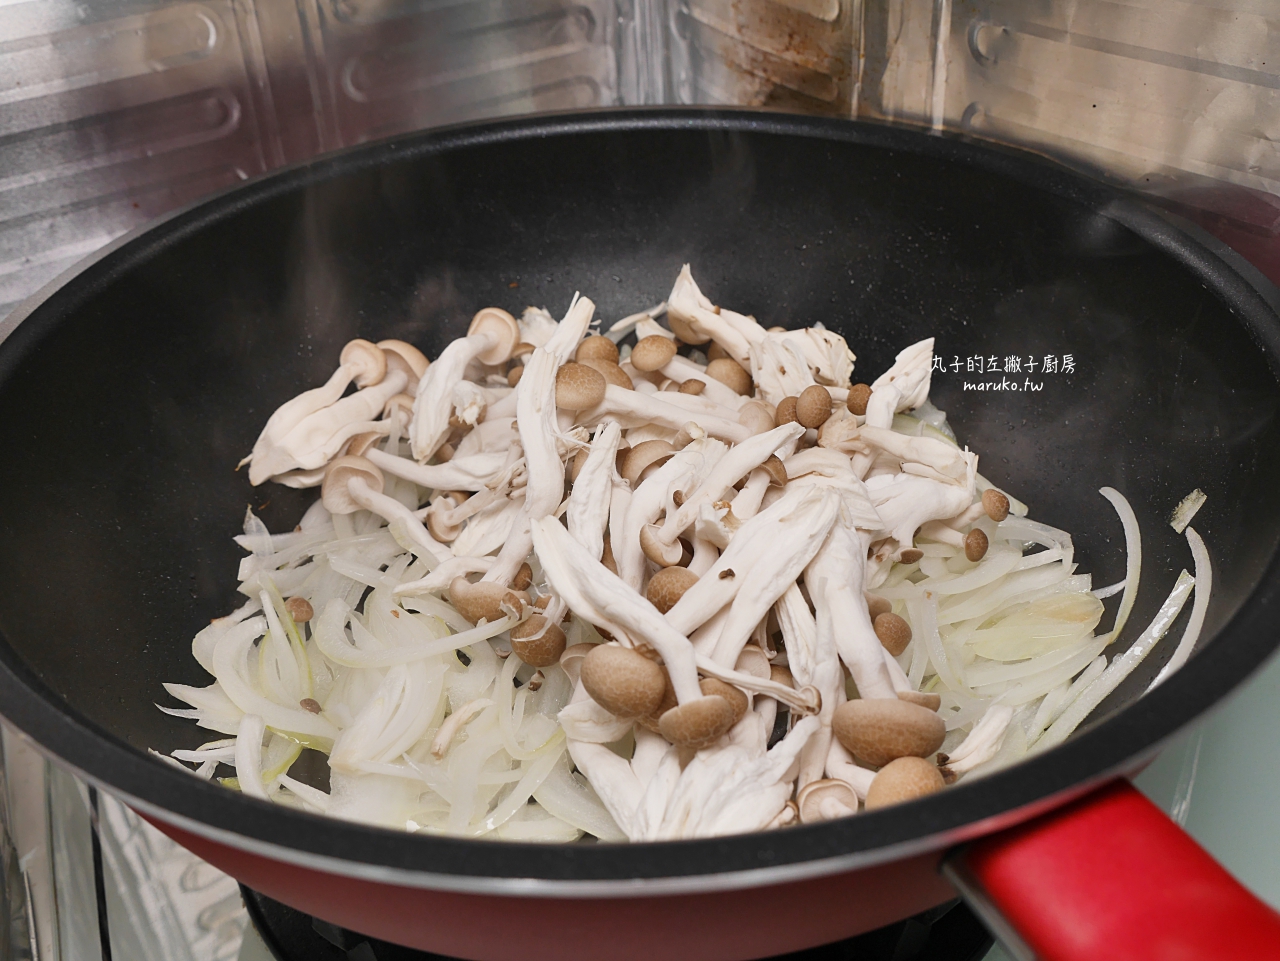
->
[687,535,719,577]
[883,646,913,693]
[665,485,840,641]
[531,517,703,705]
[917,520,965,549]
[942,704,1014,776]
[411,333,508,462]
[729,468,772,521]
[567,421,622,561]
[247,370,408,485]
[365,447,509,493]
[658,355,748,409]
[825,739,876,799]
[805,525,897,701]
[483,296,596,586]
[580,385,751,444]
[605,301,667,342]
[394,556,496,596]
[430,698,494,758]
[346,476,451,562]
[693,655,820,714]
[658,423,804,545]
[775,583,818,687]
[234,714,270,799]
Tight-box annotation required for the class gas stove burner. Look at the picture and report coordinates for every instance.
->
[240,886,993,961]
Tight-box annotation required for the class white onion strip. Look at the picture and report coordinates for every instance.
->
[1149,527,1212,689]
[235,714,270,799]
[1037,570,1193,750]
[1099,486,1142,644]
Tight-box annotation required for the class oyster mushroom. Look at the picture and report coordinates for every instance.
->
[665,264,765,367]
[320,455,449,562]
[410,307,521,462]
[246,367,409,486]
[566,421,623,561]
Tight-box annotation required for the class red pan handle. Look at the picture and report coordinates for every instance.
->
[945,779,1280,961]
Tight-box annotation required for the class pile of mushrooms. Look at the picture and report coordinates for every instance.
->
[182,263,1205,840]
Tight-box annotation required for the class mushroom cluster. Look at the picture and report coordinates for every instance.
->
[160,266,1210,841]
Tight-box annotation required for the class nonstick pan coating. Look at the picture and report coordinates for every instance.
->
[1,109,1279,891]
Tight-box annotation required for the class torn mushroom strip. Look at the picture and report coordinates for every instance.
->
[167,264,1207,841]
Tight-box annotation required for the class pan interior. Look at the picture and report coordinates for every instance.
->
[0,114,1277,875]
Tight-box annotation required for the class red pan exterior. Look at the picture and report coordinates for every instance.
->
[150,816,958,961]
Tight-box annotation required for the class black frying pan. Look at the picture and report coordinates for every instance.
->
[2,110,1280,961]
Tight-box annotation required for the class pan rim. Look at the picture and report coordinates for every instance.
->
[2,106,1279,892]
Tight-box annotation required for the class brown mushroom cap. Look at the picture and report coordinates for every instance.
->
[507,365,524,388]
[797,778,860,823]
[377,339,429,391]
[284,596,314,623]
[864,756,945,810]
[321,455,384,514]
[575,335,620,365]
[340,339,388,388]
[707,341,730,361]
[426,497,464,542]
[761,455,789,487]
[658,695,735,749]
[873,612,913,657]
[448,576,528,625]
[677,379,705,395]
[769,664,795,688]
[343,431,383,458]
[555,362,607,410]
[899,548,924,565]
[667,313,710,345]
[630,336,678,372]
[706,358,752,396]
[581,358,633,390]
[897,690,942,711]
[510,616,567,668]
[467,307,521,365]
[580,644,666,717]
[832,698,946,768]
[559,643,596,685]
[775,396,800,426]
[640,524,683,567]
[382,391,415,422]
[511,562,534,592]
[964,528,989,562]
[646,567,699,614]
[846,383,872,416]
[636,668,679,733]
[738,400,776,435]
[865,593,892,620]
[699,677,749,726]
[622,440,676,486]
[796,385,833,429]
[982,489,1011,522]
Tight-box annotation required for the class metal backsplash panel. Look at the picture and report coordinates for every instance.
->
[1,0,1279,310]
[0,0,622,318]
[861,0,1280,279]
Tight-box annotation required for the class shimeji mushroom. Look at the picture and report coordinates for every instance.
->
[378,339,429,394]
[578,385,752,444]
[796,778,860,823]
[410,307,521,462]
[865,757,945,809]
[321,456,450,562]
